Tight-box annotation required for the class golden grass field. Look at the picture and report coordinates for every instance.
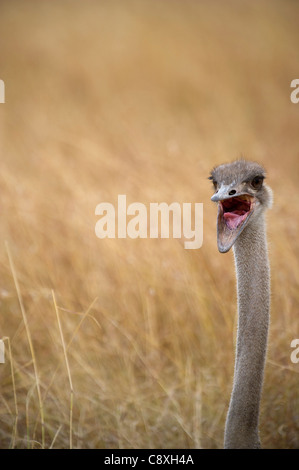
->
[0,0,299,449]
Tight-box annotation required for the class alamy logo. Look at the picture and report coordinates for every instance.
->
[0,340,4,363]
[290,79,299,104]
[290,339,299,364]
[0,80,5,103]
[95,195,203,249]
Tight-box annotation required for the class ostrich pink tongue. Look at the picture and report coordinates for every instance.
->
[223,211,247,230]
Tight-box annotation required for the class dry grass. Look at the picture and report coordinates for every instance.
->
[0,0,298,449]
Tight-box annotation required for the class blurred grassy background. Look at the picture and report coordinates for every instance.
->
[0,0,298,448]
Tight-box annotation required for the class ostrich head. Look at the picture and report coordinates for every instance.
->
[209,160,272,253]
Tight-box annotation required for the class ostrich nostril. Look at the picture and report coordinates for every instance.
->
[229,190,236,196]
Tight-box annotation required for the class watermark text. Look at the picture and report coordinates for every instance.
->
[290,79,299,104]
[95,195,203,249]
[0,340,4,363]
[0,79,5,103]
[290,339,299,363]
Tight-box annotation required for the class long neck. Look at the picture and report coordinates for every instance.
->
[224,215,270,448]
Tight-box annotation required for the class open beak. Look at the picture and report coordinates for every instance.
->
[211,192,256,253]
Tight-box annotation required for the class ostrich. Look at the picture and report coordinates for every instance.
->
[209,159,273,449]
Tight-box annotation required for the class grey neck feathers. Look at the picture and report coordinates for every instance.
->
[224,214,270,449]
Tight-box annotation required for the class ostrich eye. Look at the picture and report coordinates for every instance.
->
[251,176,264,190]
